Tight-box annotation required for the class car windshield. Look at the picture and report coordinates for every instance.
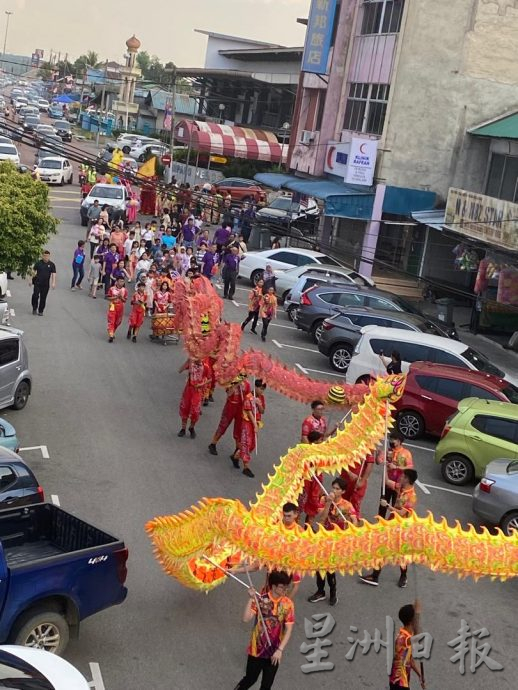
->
[90,185,123,200]
[0,146,16,155]
[502,384,518,404]
[39,160,62,169]
[418,320,446,336]
[461,347,504,378]
[269,197,294,211]
[316,254,341,267]
[25,117,39,124]
[56,121,70,129]
[38,126,54,132]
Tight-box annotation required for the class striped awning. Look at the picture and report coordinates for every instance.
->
[175,120,287,163]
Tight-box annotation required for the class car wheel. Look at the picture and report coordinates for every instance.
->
[11,610,69,655]
[251,270,263,286]
[287,304,296,322]
[397,410,425,439]
[500,511,518,536]
[122,145,131,155]
[138,154,145,162]
[68,174,73,184]
[329,344,353,373]
[440,454,474,485]
[11,380,30,410]
[356,375,373,385]
[60,176,65,186]
[311,320,324,343]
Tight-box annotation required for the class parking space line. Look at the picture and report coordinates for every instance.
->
[270,322,296,330]
[19,445,50,459]
[296,363,345,379]
[232,300,240,307]
[272,339,318,353]
[9,309,14,317]
[422,483,471,497]
[51,494,60,506]
[6,290,11,298]
[416,480,431,495]
[406,443,434,453]
[295,363,308,374]
[88,662,106,690]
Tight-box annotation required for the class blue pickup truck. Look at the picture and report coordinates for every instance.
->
[0,502,128,655]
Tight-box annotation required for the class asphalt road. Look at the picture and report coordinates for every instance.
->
[1,135,516,689]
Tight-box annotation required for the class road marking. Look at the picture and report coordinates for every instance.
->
[49,189,78,195]
[296,364,346,379]
[295,363,308,374]
[88,662,106,690]
[6,290,11,297]
[9,309,14,317]
[416,480,431,495]
[421,483,471,498]
[270,322,296,330]
[51,494,60,506]
[232,300,240,307]
[51,204,79,210]
[406,443,434,453]
[272,339,318,353]
[19,445,50,459]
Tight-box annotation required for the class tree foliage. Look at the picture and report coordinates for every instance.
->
[0,164,58,275]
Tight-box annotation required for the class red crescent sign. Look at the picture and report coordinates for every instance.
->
[327,146,336,170]
[359,143,368,154]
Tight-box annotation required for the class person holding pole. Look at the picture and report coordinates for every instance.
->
[379,433,413,519]
[234,570,295,690]
[231,387,258,478]
[307,477,358,606]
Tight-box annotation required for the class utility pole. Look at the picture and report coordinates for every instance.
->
[3,12,13,57]
[96,62,108,148]
[165,63,177,185]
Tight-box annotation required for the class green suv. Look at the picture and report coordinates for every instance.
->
[435,398,518,485]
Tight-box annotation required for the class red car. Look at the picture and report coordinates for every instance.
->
[394,362,518,439]
[214,177,266,204]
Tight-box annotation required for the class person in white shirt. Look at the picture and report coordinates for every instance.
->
[87,223,103,259]
[136,253,152,276]
[124,230,136,258]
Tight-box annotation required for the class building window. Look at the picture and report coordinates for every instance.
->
[360,0,404,35]
[343,82,389,135]
[486,153,518,202]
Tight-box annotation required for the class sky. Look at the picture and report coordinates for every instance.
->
[4,0,310,66]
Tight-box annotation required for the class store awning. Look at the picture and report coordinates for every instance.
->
[254,172,374,219]
[411,210,446,231]
[468,111,518,140]
[175,120,287,163]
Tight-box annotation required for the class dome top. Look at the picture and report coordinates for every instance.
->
[126,35,141,51]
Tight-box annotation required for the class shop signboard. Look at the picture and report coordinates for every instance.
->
[301,0,338,75]
[344,137,378,186]
[445,188,518,251]
[324,141,349,177]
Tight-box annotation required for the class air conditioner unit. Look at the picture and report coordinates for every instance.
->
[300,130,315,145]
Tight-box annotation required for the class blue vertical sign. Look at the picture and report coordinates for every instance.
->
[301,0,338,75]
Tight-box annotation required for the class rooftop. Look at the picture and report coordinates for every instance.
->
[195,29,280,47]
[468,110,518,140]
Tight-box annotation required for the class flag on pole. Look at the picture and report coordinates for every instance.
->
[163,100,173,130]
[137,156,157,179]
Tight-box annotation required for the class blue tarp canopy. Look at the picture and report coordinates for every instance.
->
[255,172,374,220]
[255,172,436,219]
[53,94,73,104]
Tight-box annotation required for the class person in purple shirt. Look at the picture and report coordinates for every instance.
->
[201,244,219,282]
[180,218,196,248]
[213,223,232,252]
[222,246,240,299]
[71,240,86,291]
[103,244,120,296]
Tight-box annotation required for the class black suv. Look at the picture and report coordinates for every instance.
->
[53,119,72,142]
[318,308,452,372]
[293,283,458,343]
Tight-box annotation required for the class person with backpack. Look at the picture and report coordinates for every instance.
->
[71,240,86,291]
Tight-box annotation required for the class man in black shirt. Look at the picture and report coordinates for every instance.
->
[31,250,56,315]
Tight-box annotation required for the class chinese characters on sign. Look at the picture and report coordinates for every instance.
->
[344,137,379,186]
[300,614,503,676]
[301,0,338,75]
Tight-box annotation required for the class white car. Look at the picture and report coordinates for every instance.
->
[238,248,344,285]
[36,157,73,185]
[345,325,517,386]
[129,142,167,162]
[38,99,50,111]
[274,263,375,302]
[0,646,89,689]
[0,143,20,165]
[80,183,127,226]
[0,272,7,298]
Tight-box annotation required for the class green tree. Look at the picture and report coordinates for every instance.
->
[0,163,58,274]
[136,50,151,74]
[38,61,53,80]
[73,51,102,76]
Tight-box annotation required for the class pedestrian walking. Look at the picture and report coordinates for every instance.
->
[86,222,103,258]
[389,601,426,690]
[178,358,210,438]
[87,199,101,227]
[106,277,128,342]
[71,240,86,291]
[88,254,102,298]
[208,378,250,455]
[359,468,418,589]
[259,287,277,341]
[262,265,276,292]
[241,280,264,334]
[379,433,413,518]
[231,389,258,478]
[222,246,240,300]
[307,476,358,606]
[30,250,56,316]
[233,570,295,690]
[126,282,147,342]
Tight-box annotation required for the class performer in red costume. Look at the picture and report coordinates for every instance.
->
[341,452,377,516]
[178,359,210,439]
[126,282,147,343]
[106,276,128,342]
[231,389,258,478]
[208,376,250,456]
[203,356,217,407]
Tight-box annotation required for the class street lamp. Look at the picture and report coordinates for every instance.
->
[218,103,225,124]
[278,121,290,171]
[3,11,13,57]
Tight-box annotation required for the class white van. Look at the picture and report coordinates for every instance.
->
[345,325,518,386]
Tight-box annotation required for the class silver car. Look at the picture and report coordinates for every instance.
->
[472,459,518,535]
[0,326,31,410]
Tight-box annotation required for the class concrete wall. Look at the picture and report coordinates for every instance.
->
[378,0,518,202]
